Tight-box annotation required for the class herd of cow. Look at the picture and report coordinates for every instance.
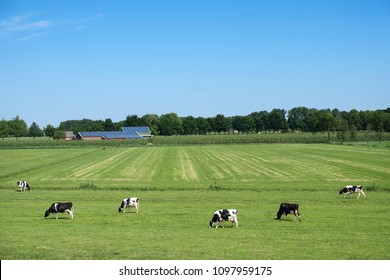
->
[17,181,366,227]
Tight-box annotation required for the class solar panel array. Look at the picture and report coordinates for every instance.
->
[78,127,151,140]
[121,126,151,134]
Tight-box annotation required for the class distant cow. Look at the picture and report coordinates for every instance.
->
[17,181,30,192]
[339,185,365,199]
[209,209,238,228]
[118,197,139,213]
[276,203,301,222]
[44,202,74,219]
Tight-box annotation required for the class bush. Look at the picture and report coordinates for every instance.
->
[207,181,224,191]
[79,181,98,190]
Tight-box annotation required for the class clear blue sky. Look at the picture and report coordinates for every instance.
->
[1,0,389,128]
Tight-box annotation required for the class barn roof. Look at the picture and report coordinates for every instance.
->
[78,126,151,140]
[121,126,151,134]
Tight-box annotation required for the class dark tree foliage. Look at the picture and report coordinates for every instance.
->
[158,113,182,136]
[9,116,28,139]
[28,122,44,139]
[124,115,145,127]
[44,125,56,139]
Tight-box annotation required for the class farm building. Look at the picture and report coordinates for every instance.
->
[65,131,75,141]
[77,126,152,140]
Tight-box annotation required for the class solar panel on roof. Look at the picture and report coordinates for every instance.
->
[121,126,151,134]
[78,126,149,140]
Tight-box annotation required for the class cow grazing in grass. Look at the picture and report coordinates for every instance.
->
[44,202,74,219]
[17,181,30,192]
[118,197,139,213]
[339,185,365,199]
[276,203,301,222]
[209,209,238,228]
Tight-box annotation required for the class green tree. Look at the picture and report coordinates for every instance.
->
[102,118,116,131]
[142,114,159,135]
[182,116,197,135]
[0,119,11,140]
[44,124,56,139]
[288,107,309,132]
[28,122,44,139]
[158,113,182,136]
[124,115,144,127]
[250,111,268,132]
[349,124,358,141]
[336,119,349,143]
[9,116,28,139]
[53,130,66,140]
[232,116,244,133]
[195,117,210,135]
[232,115,255,133]
[378,109,390,132]
[317,110,337,142]
[347,109,363,130]
[213,114,231,134]
[268,109,287,132]
[376,123,384,142]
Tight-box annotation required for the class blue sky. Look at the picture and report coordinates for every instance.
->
[1,0,389,127]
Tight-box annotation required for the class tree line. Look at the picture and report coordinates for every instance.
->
[1,107,389,140]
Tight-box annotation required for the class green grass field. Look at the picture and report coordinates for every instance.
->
[0,143,389,259]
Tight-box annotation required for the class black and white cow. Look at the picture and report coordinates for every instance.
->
[276,203,301,222]
[339,185,365,199]
[209,209,238,228]
[44,202,74,219]
[17,181,30,192]
[118,197,139,213]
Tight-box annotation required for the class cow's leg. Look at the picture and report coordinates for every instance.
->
[361,190,366,197]
[66,209,73,219]
[357,192,361,199]
[135,205,138,213]
[290,210,296,221]
[55,213,58,220]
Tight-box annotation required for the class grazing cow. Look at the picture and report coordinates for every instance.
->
[44,202,74,219]
[209,209,238,228]
[276,203,301,222]
[17,181,30,192]
[339,185,365,199]
[118,197,139,213]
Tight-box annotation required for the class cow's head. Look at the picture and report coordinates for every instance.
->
[44,210,50,217]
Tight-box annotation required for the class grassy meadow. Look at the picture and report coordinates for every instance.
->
[0,143,389,259]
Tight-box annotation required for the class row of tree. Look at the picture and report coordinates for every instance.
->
[1,107,389,140]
